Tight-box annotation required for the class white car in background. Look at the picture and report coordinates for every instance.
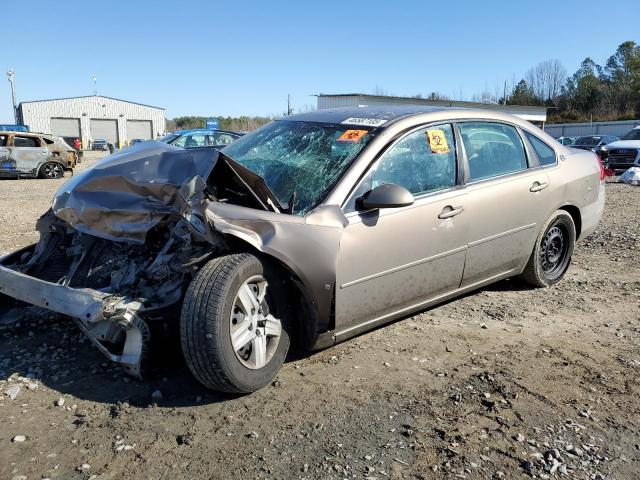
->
[602,126,640,171]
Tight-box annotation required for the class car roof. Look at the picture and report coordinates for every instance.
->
[0,131,41,137]
[283,105,449,125]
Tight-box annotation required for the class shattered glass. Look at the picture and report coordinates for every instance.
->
[222,121,375,214]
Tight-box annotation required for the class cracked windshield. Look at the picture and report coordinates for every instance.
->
[222,120,375,214]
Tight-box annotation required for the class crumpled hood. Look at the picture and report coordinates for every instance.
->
[604,140,640,150]
[52,141,219,244]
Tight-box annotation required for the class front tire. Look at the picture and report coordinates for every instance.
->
[519,210,576,287]
[180,253,290,393]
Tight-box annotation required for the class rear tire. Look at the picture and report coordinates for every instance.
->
[39,162,64,179]
[519,210,576,287]
[180,253,290,393]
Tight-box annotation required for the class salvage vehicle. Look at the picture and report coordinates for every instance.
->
[571,135,619,154]
[0,131,67,178]
[599,126,640,171]
[0,107,605,393]
[42,135,78,170]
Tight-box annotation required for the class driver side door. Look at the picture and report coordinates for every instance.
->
[334,124,468,334]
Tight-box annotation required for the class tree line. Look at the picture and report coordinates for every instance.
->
[506,41,639,122]
[169,115,273,132]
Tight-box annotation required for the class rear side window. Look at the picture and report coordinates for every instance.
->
[525,132,556,166]
[13,136,40,147]
[459,122,527,181]
[0,135,7,146]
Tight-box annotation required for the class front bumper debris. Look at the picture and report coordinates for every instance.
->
[0,264,149,376]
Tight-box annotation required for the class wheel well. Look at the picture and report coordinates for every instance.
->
[559,205,582,239]
[221,235,320,351]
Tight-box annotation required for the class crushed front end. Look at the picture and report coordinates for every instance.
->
[0,213,217,376]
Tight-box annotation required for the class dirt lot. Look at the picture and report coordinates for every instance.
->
[0,160,638,480]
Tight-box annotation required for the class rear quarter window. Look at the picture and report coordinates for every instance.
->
[524,132,557,166]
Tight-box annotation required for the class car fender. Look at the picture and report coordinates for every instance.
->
[205,202,347,339]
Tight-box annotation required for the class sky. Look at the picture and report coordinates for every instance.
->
[1,0,639,123]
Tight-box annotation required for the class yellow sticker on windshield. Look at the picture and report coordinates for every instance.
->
[337,129,368,143]
[427,129,450,154]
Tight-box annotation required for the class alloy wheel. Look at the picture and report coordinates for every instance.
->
[229,275,282,369]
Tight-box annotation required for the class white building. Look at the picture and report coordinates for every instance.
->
[316,93,548,126]
[18,95,166,148]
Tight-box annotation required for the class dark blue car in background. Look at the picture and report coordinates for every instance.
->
[158,129,242,149]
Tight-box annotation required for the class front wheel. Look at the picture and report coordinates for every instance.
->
[519,210,576,287]
[39,162,64,179]
[180,253,290,393]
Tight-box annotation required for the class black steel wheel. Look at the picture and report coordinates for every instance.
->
[519,210,576,287]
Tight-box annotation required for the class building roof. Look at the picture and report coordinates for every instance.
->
[18,95,165,111]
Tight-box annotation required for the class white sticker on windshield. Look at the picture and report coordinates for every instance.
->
[341,117,387,127]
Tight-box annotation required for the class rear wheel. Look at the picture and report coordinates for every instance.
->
[520,210,576,287]
[39,162,64,179]
[180,253,290,393]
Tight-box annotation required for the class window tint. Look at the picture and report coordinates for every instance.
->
[344,124,457,212]
[459,122,527,181]
[13,136,40,148]
[525,132,556,166]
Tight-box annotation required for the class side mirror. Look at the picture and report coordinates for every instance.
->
[356,183,414,210]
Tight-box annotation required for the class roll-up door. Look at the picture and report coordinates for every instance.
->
[126,120,152,141]
[90,119,118,145]
[51,118,80,137]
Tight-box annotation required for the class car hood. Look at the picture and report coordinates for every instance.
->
[51,141,219,244]
[604,140,640,150]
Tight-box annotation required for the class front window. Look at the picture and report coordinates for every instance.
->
[158,133,180,143]
[222,120,375,215]
[621,129,640,141]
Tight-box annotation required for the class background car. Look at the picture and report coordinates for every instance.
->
[41,135,78,170]
[158,129,242,149]
[91,138,110,151]
[600,126,640,171]
[555,136,576,145]
[0,131,67,178]
[571,135,619,153]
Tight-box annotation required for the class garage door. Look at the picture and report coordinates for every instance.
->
[90,119,118,145]
[126,120,152,141]
[51,118,80,137]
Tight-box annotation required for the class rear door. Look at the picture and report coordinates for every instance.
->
[335,123,468,332]
[10,135,50,173]
[457,122,551,286]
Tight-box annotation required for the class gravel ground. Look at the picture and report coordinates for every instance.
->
[0,166,638,480]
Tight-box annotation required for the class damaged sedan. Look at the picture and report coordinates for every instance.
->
[0,107,605,393]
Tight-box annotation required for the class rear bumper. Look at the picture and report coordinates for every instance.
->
[0,263,148,375]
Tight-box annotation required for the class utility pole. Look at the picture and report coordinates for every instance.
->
[7,68,18,124]
[503,80,507,105]
[286,94,293,116]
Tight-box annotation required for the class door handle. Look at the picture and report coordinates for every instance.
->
[530,181,549,192]
[438,205,464,219]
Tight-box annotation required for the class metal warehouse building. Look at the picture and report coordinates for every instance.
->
[317,93,548,126]
[17,95,165,148]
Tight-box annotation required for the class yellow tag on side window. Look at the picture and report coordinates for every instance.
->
[426,129,450,154]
